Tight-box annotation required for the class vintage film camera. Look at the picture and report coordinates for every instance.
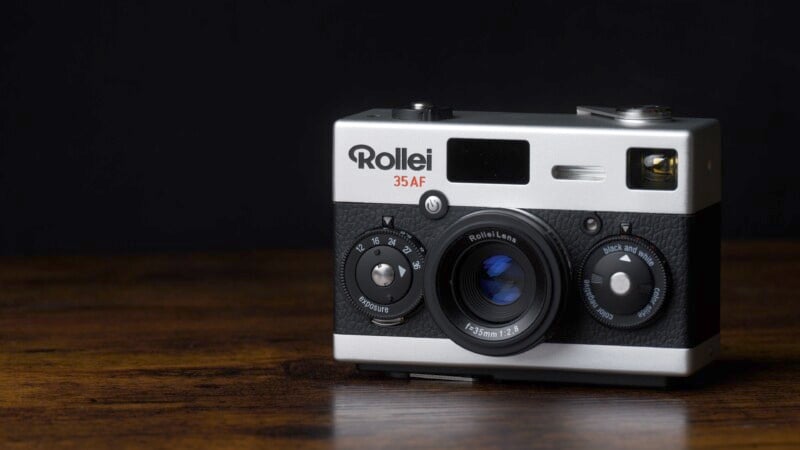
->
[333,103,720,386]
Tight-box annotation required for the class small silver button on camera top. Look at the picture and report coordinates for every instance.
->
[392,101,454,121]
[371,263,395,287]
[576,105,672,122]
[615,105,672,121]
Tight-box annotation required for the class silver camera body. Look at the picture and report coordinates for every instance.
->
[332,104,721,386]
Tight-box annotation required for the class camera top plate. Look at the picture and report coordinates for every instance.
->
[333,105,720,215]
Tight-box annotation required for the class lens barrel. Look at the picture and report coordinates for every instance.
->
[424,209,570,356]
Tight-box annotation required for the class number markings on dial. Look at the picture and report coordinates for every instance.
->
[341,228,426,320]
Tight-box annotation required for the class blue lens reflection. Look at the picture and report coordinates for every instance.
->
[478,254,524,305]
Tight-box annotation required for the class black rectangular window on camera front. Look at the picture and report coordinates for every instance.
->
[446,138,530,185]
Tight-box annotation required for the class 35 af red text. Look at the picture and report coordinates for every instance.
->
[393,176,427,187]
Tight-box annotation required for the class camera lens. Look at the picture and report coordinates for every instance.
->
[479,255,524,305]
[425,209,570,356]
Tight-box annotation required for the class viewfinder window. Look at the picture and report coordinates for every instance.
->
[627,148,678,190]
[447,138,530,184]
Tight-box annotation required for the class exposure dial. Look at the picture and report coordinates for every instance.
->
[340,227,425,321]
[577,235,670,328]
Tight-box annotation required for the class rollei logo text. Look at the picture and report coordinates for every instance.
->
[348,145,432,171]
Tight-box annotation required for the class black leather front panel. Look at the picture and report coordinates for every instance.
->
[334,202,720,348]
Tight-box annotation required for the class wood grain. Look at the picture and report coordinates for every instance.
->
[1,243,799,449]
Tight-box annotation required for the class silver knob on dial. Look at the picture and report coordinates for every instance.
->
[609,271,632,296]
[371,263,395,287]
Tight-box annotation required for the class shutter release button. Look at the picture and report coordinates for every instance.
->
[425,197,442,214]
[392,102,454,121]
[420,190,448,219]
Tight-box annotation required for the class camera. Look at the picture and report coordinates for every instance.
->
[332,103,720,386]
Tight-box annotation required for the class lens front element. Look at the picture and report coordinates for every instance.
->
[455,242,537,325]
[479,255,525,305]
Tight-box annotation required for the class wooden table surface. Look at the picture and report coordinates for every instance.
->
[1,242,799,449]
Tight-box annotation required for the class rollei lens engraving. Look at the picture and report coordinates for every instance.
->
[467,230,518,244]
[348,145,432,171]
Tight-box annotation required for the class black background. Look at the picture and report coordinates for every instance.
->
[1,1,798,255]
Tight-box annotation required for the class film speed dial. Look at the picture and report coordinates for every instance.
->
[578,235,670,328]
[341,228,425,321]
